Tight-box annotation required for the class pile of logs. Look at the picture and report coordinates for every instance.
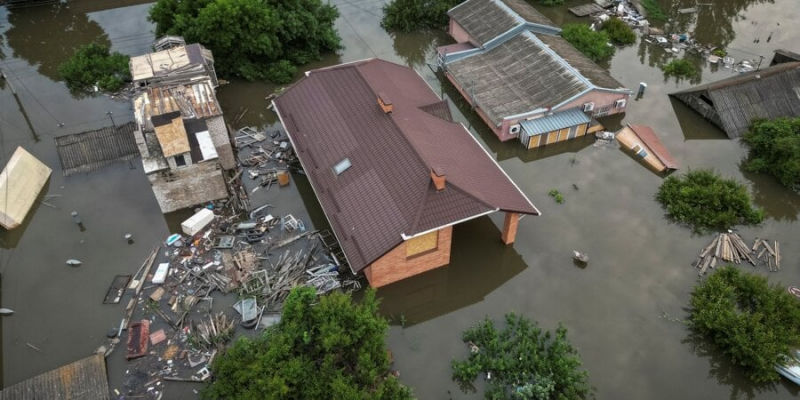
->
[694,232,781,275]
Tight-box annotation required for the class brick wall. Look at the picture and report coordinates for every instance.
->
[364,226,453,288]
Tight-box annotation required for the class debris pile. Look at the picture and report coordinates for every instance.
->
[693,232,781,275]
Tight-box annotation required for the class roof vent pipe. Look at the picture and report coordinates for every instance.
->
[431,167,446,191]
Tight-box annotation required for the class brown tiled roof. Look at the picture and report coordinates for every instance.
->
[274,59,538,272]
[628,124,678,170]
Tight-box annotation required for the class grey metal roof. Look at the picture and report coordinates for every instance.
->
[520,108,591,136]
[449,0,521,45]
[0,355,109,400]
[447,32,591,125]
[670,62,800,138]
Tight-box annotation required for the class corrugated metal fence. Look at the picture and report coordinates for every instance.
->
[55,122,140,176]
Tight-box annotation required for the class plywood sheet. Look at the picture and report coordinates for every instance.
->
[0,147,52,230]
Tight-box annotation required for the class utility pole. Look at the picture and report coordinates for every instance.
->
[756,55,765,71]
[106,111,116,128]
[0,68,40,143]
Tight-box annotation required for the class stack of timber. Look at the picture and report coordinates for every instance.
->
[752,238,781,272]
[694,233,781,275]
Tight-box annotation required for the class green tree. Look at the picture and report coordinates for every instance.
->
[57,43,130,93]
[148,0,341,83]
[601,18,636,45]
[560,24,614,62]
[742,117,800,190]
[662,59,698,78]
[641,0,666,22]
[381,0,460,32]
[202,287,412,399]
[689,266,800,383]
[656,169,764,232]
[452,313,592,399]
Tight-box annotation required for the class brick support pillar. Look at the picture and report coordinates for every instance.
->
[501,212,520,245]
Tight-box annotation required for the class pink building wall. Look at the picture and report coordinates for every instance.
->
[449,20,480,47]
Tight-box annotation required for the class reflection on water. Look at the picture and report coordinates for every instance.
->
[740,165,800,222]
[376,216,527,327]
[389,29,447,69]
[669,96,729,140]
[682,329,798,400]
[5,2,110,82]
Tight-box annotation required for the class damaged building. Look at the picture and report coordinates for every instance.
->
[130,38,235,213]
[438,0,632,147]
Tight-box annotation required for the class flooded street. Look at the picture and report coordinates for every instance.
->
[1,0,799,398]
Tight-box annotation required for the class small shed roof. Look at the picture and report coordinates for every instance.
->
[0,147,52,230]
[520,108,591,136]
[627,124,678,170]
[153,112,190,157]
[670,62,800,138]
[0,354,109,400]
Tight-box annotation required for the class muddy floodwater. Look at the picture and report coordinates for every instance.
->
[2,0,799,398]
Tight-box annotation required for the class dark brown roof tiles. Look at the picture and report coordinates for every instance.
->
[274,59,538,272]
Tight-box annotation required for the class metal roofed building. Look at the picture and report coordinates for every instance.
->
[273,59,540,288]
[440,0,632,147]
[670,61,800,139]
[130,38,235,213]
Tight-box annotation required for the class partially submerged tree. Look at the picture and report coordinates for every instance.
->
[601,17,636,45]
[452,313,592,399]
[689,266,800,383]
[381,0,460,32]
[148,0,341,83]
[561,24,615,62]
[57,43,130,93]
[656,169,764,232]
[662,59,698,78]
[202,287,412,399]
[742,117,800,191]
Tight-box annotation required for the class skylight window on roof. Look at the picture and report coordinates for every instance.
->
[333,158,352,176]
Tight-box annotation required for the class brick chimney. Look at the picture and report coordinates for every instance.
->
[431,166,446,191]
[378,92,393,114]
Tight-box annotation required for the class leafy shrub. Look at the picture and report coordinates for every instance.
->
[641,0,667,22]
[655,169,764,232]
[601,18,636,45]
[662,59,698,77]
[58,43,130,93]
[202,287,412,399]
[561,24,615,62]
[689,266,800,383]
[549,189,565,204]
[452,313,592,399]
[381,0,460,32]
[149,0,341,83]
[742,117,800,190]
[713,48,727,57]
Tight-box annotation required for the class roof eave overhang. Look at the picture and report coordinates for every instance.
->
[273,100,358,275]
[401,208,498,240]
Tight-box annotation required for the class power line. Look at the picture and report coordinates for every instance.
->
[0,61,63,127]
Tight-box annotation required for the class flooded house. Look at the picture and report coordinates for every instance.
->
[129,38,235,213]
[438,0,632,148]
[273,59,540,288]
[670,61,800,139]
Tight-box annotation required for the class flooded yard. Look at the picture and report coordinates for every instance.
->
[1,0,799,398]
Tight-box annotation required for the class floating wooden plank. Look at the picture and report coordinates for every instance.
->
[775,241,780,270]
[103,274,132,304]
[0,354,109,399]
[55,122,139,176]
[569,3,604,16]
[0,147,52,230]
